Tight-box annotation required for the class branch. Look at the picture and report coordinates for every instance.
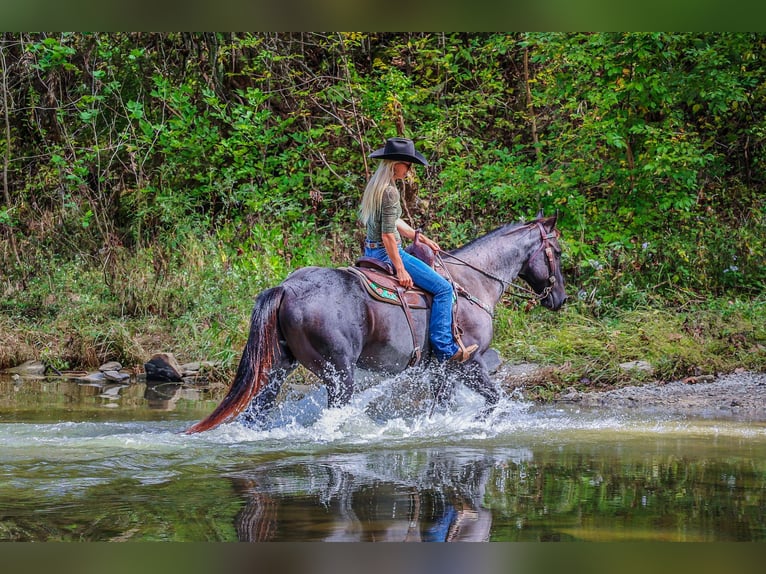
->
[1,34,12,208]
[523,47,542,165]
[0,33,25,275]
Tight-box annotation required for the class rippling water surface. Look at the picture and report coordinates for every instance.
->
[1,376,765,541]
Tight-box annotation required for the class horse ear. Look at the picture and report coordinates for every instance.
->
[536,209,544,219]
[543,211,558,231]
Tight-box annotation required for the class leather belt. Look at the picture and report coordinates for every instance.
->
[365,239,401,249]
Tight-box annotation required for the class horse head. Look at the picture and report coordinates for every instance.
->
[518,214,567,310]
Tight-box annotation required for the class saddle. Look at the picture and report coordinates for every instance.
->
[348,230,436,309]
[346,247,435,368]
[347,259,430,310]
[346,234,488,367]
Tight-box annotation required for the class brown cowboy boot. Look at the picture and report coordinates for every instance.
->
[449,344,479,363]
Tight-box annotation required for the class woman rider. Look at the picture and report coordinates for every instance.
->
[359,137,478,363]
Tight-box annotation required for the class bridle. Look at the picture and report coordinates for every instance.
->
[436,221,561,310]
[522,220,561,301]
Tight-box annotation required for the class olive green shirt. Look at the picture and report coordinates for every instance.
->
[366,185,401,244]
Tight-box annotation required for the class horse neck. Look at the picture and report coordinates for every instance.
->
[445,224,538,305]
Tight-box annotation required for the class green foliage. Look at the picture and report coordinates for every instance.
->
[523,32,766,295]
[1,32,765,371]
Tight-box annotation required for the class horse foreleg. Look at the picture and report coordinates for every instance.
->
[325,363,355,408]
[460,360,500,412]
[430,369,456,410]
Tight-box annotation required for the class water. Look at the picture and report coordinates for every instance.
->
[1,375,765,542]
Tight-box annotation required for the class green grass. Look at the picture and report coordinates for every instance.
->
[493,295,766,400]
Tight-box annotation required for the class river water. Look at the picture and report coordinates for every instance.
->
[1,375,765,542]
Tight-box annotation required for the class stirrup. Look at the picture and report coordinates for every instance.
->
[451,321,477,363]
[448,344,479,363]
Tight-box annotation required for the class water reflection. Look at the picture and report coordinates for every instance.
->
[0,377,216,421]
[228,450,498,542]
[144,382,184,411]
[221,442,766,542]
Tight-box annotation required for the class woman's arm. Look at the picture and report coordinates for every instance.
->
[382,232,412,288]
[395,218,442,252]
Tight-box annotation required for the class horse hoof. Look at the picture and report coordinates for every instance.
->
[239,408,269,428]
[473,406,495,421]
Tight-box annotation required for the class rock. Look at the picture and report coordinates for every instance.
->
[144,352,184,382]
[99,361,123,372]
[103,370,131,383]
[78,372,107,384]
[496,362,546,386]
[619,360,654,374]
[180,362,201,375]
[558,387,582,402]
[4,360,46,377]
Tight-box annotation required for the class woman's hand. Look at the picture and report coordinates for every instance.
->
[382,231,413,289]
[396,267,414,289]
[421,235,441,253]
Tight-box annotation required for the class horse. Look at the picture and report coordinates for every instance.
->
[185,214,567,433]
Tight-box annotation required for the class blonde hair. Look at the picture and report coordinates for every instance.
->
[359,160,397,226]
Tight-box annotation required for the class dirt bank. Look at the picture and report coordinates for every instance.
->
[496,364,766,420]
[573,371,766,420]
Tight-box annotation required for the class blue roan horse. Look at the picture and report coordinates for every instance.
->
[186,214,567,433]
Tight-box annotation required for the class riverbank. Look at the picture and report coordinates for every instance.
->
[1,286,765,416]
[2,354,764,423]
[495,363,766,420]
[575,371,766,420]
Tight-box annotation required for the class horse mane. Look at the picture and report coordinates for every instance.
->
[450,220,530,256]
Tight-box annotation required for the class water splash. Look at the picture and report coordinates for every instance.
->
[2,371,765,462]
[179,373,766,453]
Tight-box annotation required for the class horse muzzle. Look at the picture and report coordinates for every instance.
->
[540,280,568,311]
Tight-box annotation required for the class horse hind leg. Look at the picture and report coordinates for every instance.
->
[282,328,357,409]
[240,346,297,426]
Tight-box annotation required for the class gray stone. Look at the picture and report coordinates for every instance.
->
[4,360,46,376]
[99,361,123,372]
[558,387,582,402]
[78,372,107,384]
[104,370,131,383]
[619,360,654,374]
[180,362,201,374]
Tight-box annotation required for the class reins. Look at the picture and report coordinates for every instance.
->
[436,221,559,306]
[437,250,540,303]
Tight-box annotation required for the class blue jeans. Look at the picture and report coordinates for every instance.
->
[364,245,459,361]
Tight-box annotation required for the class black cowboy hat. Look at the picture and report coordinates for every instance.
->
[369,137,429,166]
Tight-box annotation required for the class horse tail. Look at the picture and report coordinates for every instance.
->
[185,286,285,434]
